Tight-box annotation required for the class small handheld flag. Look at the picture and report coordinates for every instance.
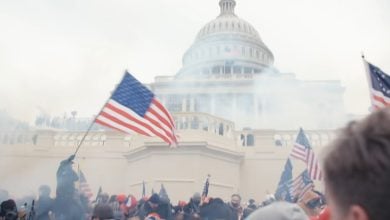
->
[290,128,322,181]
[289,170,314,201]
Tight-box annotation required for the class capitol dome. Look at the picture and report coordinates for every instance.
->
[177,0,274,78]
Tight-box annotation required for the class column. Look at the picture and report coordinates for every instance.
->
[190,97,195,112]
[210,95,216,116]
[181,97,186,112]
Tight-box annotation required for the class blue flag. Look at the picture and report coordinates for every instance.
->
[275,158,293,202]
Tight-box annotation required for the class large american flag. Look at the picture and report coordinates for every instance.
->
[79,170,93,201]
[290,128,323,180]
[364,60,390,109]
[95,72,177,145]
[289,170,314,201]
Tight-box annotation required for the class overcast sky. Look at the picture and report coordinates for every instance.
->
[0,0,389,123]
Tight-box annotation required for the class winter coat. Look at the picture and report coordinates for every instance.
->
[200,198,234,220]
[35,196,54,220]
[227,202,243,220]
[183,199,200,220]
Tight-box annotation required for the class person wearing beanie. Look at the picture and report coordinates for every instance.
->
[246,202,309,220]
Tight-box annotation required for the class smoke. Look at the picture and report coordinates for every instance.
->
[153,67,347,130]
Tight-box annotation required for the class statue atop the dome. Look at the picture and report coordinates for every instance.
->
[219,0,236,16]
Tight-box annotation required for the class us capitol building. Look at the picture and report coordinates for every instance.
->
[0,0,346,202]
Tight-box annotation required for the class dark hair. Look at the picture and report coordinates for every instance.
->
[0,199,17,219]
[92,204,114,220]
[323,108,390,220]
[231,194,241,200]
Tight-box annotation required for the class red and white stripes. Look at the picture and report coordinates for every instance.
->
[95,99,177,145]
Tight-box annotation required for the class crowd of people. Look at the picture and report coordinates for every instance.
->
[2,107,390,220]
[0,187,325,220]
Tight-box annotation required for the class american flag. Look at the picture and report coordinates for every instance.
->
[289,170,314,201]
[79,170,93,201]
[290,128,323,181]
[364,60,390,109]
[95,72,177,145]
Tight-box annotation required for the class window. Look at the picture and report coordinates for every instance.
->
[212,66,220,74]
[244,67,251,74]
[185,96,191,111]
[218,123,224,135]
[246,134,255,146]
[233,66,241,74]
[250,48,253,57]
[224,66,232,74]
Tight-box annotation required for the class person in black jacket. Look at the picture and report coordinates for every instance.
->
[53,155,84,220]
[227,194,243,220]
[138,194,161,220]
[35,185,54,220]
[156,196,173,220]
[183,193,201,220]
[200,198,234,220]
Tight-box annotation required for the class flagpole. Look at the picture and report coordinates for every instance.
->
[361,53,375,111]
[73,71,128,156]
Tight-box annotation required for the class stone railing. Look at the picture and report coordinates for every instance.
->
[0,131,36,145]
[172,112,235,138]
[53,131,107,147]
